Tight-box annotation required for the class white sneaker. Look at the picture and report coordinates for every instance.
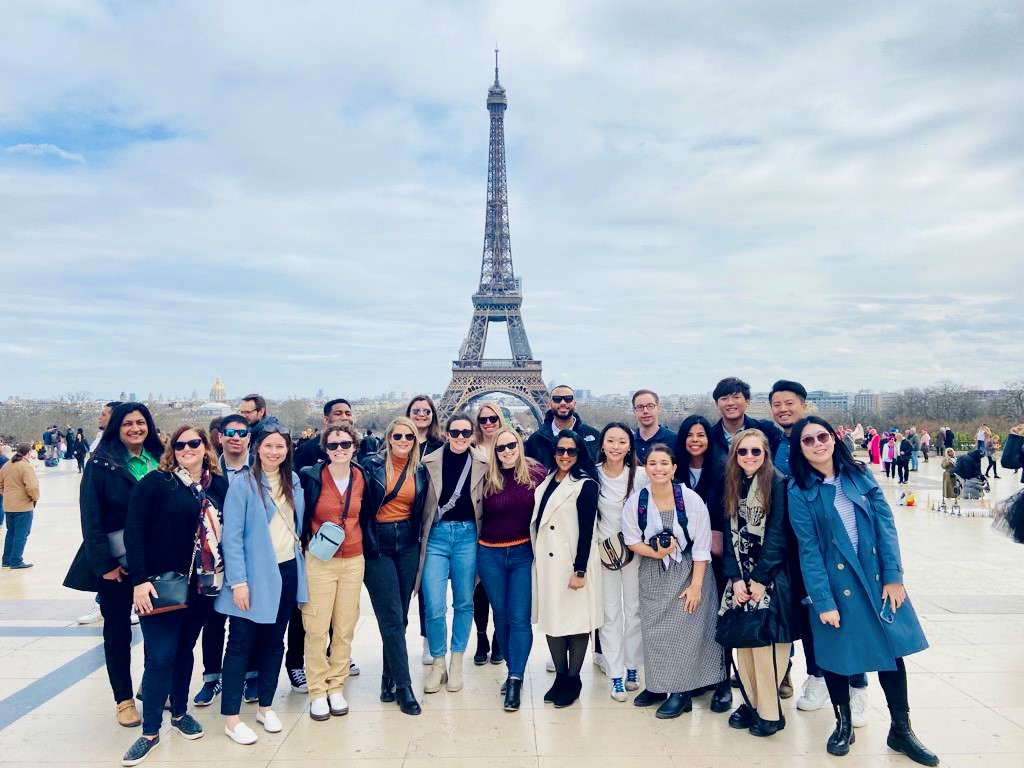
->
[796,675,830,711]
[328,691,349,716]
[309,697,330,721]
[224,722,258,745]
[77,604,102,624]
[130,606,140,626]
[545,658,555,673]
[593,652,608,676]
[256,709,282,733]
[850,686,869,728]
[348,659,360,676]
[421,637,433,666]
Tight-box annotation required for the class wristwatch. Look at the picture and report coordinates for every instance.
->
[574,570,586,578]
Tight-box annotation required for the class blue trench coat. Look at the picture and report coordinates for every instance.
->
[788,468,927,675]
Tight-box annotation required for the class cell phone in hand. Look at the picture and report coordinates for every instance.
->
[880,595,896,624]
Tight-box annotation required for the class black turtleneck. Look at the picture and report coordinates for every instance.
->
[438,445,475,523]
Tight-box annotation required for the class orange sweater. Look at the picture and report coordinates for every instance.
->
[377,455,414,522]
[313,465,364,558]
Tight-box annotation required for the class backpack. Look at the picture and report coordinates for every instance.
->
[637,483,693,554]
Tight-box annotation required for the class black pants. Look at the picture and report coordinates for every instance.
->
[201,610,260,682]
[897,459,909,483]
[220,559,298,715]
[363,520,419,687]
[75,454,86,472]
[139,592,213,734]
[986,457,1000,477]
[823,658,908,712]
[546,633,589,675]
[97,576,135,703]
[473,581,491,636]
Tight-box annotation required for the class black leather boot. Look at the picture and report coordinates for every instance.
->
[379,675,395,703]
[633,689,668,707]
[827,704,855,756]
[728,703,754,729]
[489,634,504,664]
[473,632,489,665]
[503,678,523,711]
[655,692,692,719]
[887,710,939,766]
[749,710,784,737]
[553,674,582,708]
[710,678,733,713]
[544,673,567,703]
[395,685,422,716]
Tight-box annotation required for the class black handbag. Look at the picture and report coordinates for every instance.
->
[716,602,776,648]
[145,533,201,615]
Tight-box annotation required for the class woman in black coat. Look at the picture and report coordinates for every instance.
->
[63,402,165,728]
[718,429,796,737]
[120,425,228,765]
[72,434,89,473]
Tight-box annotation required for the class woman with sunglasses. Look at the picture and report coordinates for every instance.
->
[360,416,427,715]
[594,423,648,702]
[532,430,601,708]
[788,416,936,765]
[471,401,508,665]
[120,426,228,765]
[417,413,488,695]
[216,426,307,745]
[622,444,722,719]
[298,423,365,721]
[64,402,165,728]
[405,395,443,664]
[478,427,547,710]
[718,429,795,738]
[674,414,733,713]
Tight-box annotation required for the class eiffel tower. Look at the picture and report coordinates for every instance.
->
[438,52,549,424]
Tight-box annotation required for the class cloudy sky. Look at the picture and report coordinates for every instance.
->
[2,1,1022,401]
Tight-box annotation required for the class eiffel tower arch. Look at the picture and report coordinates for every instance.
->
[439,52,549,425]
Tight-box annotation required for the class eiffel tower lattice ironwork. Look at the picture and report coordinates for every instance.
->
[438,52,549,425]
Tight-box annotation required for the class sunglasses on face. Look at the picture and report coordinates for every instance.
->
[222,428,249,438]
[410,408,432,416]
[478,415,500,425]
[736,447,763,457]
[801,431,833,448]
[495,442,518,453]
[326,441,354,451]
[391,433,416,442]
[551,395,574,404]
[554,446,579,457]
[448,429,473,439]
[173,439,203,451]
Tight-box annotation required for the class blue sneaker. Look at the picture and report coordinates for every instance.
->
[121,735,159,766]
[626,668,640,692]
[170,713,204,740]
[193,680,221,707]
[243,677,259,704]
[610,677,627,702]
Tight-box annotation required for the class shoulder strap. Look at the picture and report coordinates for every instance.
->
[379,461,411,510]
[638,487,649,533]
[672,483,693,553]
[437,453,473,519]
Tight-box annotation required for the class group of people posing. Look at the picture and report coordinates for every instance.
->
[63,380,940,767]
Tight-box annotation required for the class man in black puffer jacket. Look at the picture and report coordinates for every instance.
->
[524,385,600,470]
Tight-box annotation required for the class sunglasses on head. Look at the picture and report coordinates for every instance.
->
[448,429,473,439]
[173,439,203,451]
[222,428,249,438]
[801,431,833,448]
[326,440,354,451]
[551,395,574,404]
[478,415,500,425]
[736,447,763,457]
[410,407,432,416]
[391,432,416,442]
[495,442,518,453]
[554,446,578,457]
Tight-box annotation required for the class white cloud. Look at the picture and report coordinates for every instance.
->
[5,142,85,163]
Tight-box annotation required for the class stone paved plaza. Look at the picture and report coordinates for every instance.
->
[0,456,1022,767]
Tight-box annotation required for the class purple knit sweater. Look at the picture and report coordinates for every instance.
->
[480,462,548,545]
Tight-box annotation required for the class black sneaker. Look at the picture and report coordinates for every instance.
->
[243,677,259,703]
[193,680,221,707]
[170,713,204,740]
[10,563,33,569]
[121,735,159,766]
[288,667,308,693]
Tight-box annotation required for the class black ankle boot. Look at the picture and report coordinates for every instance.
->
[887,710,939,766]
[473,632,490,665]
[827,704,855,756]
[710,678,733,712]
[553,674,582,708]
[655,692,692,719]
[379,675,396,703]
[749,710,784,737]
[395,685,421,715]
[503,678,523,711]
[489,634,504,664]
[728,704,754,729]
[633,689,668,707]
[544,672,567,703]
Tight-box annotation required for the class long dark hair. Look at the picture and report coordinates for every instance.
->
[674,414,720,481]
[96,402,164,466]
[596,422,638,499]
[789,415,866,490]
[552,428,599,484]
[251,425,297,509]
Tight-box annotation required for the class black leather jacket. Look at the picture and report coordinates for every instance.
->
[358,452,428,559]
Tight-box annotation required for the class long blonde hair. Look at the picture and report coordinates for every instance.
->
[484,427,538,496]
[474,401,508,445]
[723,428,774,518]
[384,416,421,482]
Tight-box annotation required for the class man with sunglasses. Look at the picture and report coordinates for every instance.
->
[295,399,355,471]
[525,386,600,470]
[632,389,677,464]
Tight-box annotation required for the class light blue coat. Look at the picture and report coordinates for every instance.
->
[788,468,928,675]
[214,471,308,624]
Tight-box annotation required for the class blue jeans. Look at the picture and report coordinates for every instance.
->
[2,511,32,566]
[911,450,920,471]
[423,520,478,657]
[476,542,533,679]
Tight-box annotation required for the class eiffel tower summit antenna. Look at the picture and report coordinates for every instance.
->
[438,55,549,424]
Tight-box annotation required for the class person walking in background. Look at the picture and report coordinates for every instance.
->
[976,425,987,452]
[868,429,881,465]
[942,427,955,452]
[0,444,39,569]
[941,448,957,501]
[72,433,89,473]
[985,436,1002,479]
[882,434,897,479]
[920,430,931,463]
[896,433,912,485]
[908,428,920,472]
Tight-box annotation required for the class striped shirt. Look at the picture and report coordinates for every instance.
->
[825,476,858,551]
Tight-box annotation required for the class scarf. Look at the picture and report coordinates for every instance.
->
[174,466,223,596]
[720,477,773,613]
